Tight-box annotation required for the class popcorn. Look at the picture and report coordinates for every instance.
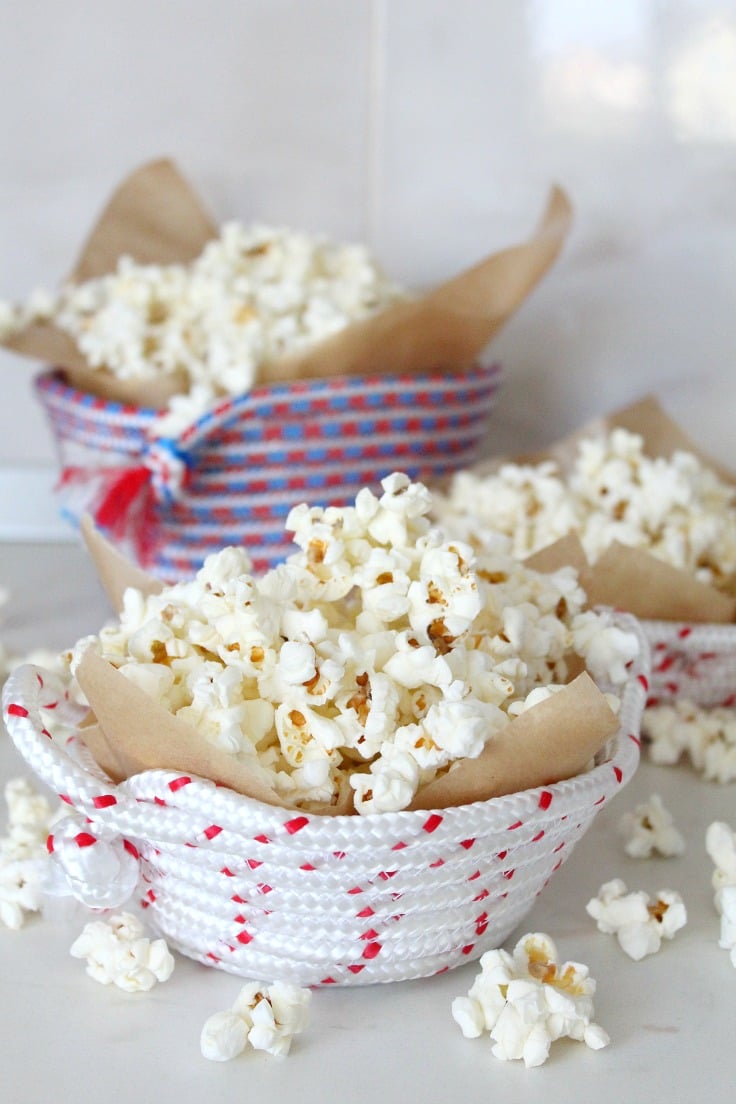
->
[705,820,736,907]
[433,427,736,589]
[78,474,639,814]
[0,778,54,930]
[643,700,736,782]
[618,793,685,858]
[586,878,687,960]
[201,980,311,1060]
[69,911,175,992]
[4,222,406,428]
[704,822,736,964]
[717,886,736,967]
[451,932,609,1068]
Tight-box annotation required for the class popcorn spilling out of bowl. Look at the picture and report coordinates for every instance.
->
[451,932,609,1067]
[69,472,639,815]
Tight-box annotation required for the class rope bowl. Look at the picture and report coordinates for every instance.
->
[642,620,736,707]
[2,616,649,987]
[34,363,502,582]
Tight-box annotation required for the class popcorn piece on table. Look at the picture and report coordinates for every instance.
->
[432,426,736,588]
[704,822,736,965]
[75,472,640,815]
[643,701,736,783]
[70,911,175,992]
[0,777,54,930]
[717,886,736,967]
[617,793,685,859]
[586,878,687,960]
[201,980,311,1061]
[451,932,609,1068]
[705,820,736,909]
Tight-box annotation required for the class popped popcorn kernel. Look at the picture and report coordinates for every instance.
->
[705,820,736,907]
[618,793,685,858]
[452,932,608,1067]
[69,911,175,992]
[716,886,736,967]
[586,878,687,960]
[201,980,311,1060]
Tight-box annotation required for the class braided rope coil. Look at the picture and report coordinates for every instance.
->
[2,612,649,986]
[642,619,736,707]
[34,365,502,580]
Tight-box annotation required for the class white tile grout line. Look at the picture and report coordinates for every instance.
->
[365,0,388,251]
[0,465,75,541]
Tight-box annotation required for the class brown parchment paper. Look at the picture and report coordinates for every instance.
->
[266,185,573,382]
[471,396,736,624]
[408,673,617,809]
[77,519,619,814]
[5,160,218,407]
[81,514,164,609]
[3,159,572,404]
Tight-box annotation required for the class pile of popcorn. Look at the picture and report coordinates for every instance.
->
[75,473,639,815]
[0,778,55,930]
[643,699,736,782]
[451,932,610,1067]
[0,222,406,430]
[432,427,736,590]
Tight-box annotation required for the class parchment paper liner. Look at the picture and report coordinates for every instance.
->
[75,518,620,815]
[3,159,572,404]
[469,396,736,624]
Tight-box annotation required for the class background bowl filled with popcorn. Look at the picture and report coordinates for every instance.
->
[2,161,572,580]
[432,397,736,709]
[35,363,501,579]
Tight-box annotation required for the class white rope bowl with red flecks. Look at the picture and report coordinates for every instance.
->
[2,614,649,987]
[642,619,736,708]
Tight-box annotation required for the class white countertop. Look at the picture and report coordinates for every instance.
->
[1,540,735,1104]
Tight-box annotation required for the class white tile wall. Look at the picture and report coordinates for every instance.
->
[2,0,736,533]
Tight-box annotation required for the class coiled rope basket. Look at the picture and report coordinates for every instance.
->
[3,613,649,987]
[35,363,502,581]
[642,619,736,707]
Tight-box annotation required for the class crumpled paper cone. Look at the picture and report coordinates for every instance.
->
[76,519,619,815]
[2,158,572,403]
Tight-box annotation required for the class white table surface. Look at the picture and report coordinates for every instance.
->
[1,541,735,1104]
